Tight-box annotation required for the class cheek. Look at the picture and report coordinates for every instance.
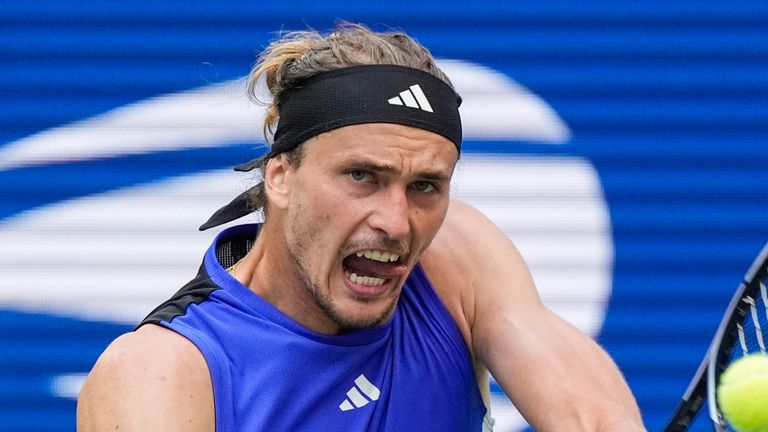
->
[415,195,450,225]
[292,180,355,253]
[315,177,368,221]
[294,177,335,219]
[414,200,450,240]
[312,186,346,225]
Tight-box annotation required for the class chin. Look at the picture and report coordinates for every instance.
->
[323,297,398,331]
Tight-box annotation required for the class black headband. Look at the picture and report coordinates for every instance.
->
[200,64,462,230]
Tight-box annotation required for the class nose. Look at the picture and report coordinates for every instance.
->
[368,187,411,241]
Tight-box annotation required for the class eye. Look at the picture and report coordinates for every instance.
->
[412,180,436,193]
[348,170,373,182]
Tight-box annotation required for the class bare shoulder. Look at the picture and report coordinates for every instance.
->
[421,199,540,349]
[425,199,531,272]
[425,201,645,430]
[77,324,214,432]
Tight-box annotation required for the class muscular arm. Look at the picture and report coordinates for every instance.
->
[423,200,645,431]
[77,324,214,432]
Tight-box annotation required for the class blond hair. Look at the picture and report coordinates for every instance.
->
[248,23,453,139]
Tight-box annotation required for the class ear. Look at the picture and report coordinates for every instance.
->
[264,154,293,210]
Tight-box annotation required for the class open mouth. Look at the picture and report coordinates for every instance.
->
[341,249,407,290]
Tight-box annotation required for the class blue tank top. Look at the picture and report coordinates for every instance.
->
[141,224,488,431]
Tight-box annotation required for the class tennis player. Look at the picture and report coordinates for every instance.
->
[77,23,646,431]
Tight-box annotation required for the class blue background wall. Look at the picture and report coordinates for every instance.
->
[2,1,767,430]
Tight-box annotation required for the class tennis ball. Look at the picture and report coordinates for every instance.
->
[717,353,768,432]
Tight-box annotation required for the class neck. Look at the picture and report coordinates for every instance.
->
[234,221,343,335]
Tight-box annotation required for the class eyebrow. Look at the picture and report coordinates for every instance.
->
[346,160,451,182]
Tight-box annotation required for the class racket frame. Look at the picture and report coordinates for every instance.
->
[663,242,768,431]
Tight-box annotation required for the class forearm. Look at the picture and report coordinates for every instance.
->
[597,416,648,432]
[479,312,646,431]
[548,316,645,431]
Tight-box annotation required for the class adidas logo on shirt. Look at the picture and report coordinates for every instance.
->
[387,84,434,112]
[338,374,381,411]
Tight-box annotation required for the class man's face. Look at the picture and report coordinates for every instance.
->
[277,123,458,332]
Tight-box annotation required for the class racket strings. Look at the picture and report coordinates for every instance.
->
[735,280,768,357]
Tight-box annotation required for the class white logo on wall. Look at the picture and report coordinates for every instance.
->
[339,374,381,411]
[0,59,609,432]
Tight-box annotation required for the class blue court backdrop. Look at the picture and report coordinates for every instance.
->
[1,1,767,431]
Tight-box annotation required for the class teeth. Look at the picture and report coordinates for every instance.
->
[355,249,400,263]
[345,272,386,286]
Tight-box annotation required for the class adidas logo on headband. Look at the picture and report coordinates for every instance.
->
[387,84,434,113]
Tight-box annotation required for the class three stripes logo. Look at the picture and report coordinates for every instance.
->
[387,84,434,112]
[338,374,381,411]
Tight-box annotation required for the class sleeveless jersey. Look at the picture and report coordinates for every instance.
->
[141,224,490,431]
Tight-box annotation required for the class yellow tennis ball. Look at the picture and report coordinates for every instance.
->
[717,353,768,432]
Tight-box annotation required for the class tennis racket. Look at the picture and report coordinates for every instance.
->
[663,241,768,431]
